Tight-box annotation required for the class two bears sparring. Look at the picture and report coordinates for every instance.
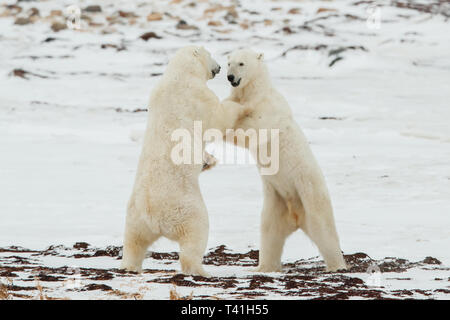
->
[120,46,346,275]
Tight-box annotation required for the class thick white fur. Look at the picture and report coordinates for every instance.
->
[120,46,245,275]
[225,49,347,272]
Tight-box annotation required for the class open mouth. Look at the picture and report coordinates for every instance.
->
[231,78,241,87]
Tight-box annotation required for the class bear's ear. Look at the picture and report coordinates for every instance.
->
[257,53,264,61]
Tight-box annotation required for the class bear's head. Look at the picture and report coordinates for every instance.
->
[227,49,264,88]
[169,46,221,80]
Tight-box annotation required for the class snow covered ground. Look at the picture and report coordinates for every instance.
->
[0,0,449,299]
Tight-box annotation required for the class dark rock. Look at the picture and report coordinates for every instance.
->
[10,68,28,79]
[27,7,39,17]
[5,4,22,15]
[118,10,138,18]
[282,26,294,34]
[140,31,162,41]
[51,21,67,32]
[329,56,343,67]
[83,283,113,291]
[37,273,63,282]
[73,242,90,250]
[288,8,301,14]
[318,116,344,120]
[223,11,237,23]
[423,257,441,265]
[14,17,31,25]
[176,20,198,30]
[42,37,57,43]
[84,5,102,13]
[100,43,126,51]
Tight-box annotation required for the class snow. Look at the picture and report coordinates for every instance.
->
[0,0,449,299]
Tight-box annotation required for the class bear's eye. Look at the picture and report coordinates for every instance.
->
[239,62,244,66]
[228,63,230,66]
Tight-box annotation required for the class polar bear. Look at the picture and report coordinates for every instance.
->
[120,46,246,276]
[225,49,347,272]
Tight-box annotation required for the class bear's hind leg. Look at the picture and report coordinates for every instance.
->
[177,210,209,277]
[121,218,159,273]
[299,193,347,272]
[303,213,347,272]
[255,183,297,273]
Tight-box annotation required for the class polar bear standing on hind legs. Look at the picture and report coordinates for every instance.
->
[225,49,347,272]
[120,46,246,276]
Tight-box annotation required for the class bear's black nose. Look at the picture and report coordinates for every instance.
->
[227,74,234,82]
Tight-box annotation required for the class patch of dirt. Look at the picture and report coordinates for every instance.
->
[0,243,448,299]
[203,245,259,266]
[153,274,201,287]
[82,283,113,291]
